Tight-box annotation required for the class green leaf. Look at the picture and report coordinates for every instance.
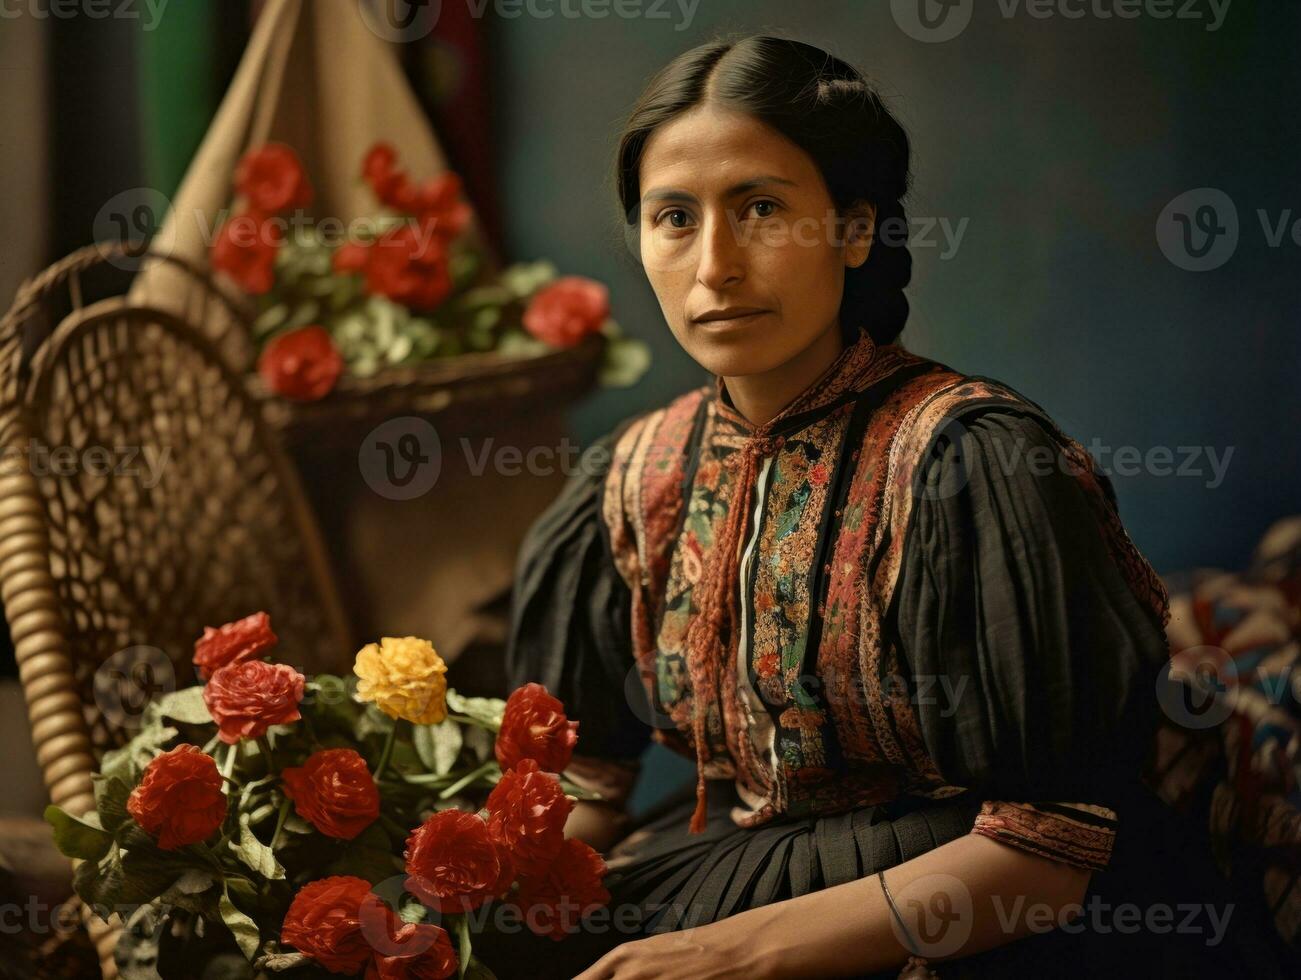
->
[463,957,499,980]
[461,724,495,764]
[158,869,217,915]
[557,778,604,802]
[445,690,505,729]
[220,887,261,961]
[94,775,132,833]
[44,805,114,861]
[413,720,462,776]
[253,303,290,337]
[230,813,284,880]
[456,916,472,980]
[598,335,652,388]
[117,846,184,905]
[155,687,212,725]
[73,852,124,912]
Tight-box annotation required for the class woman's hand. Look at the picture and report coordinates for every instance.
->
[571,914,772,980]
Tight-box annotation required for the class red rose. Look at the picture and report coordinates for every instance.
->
[281,876,374,975]
[211,212,281,294]
[485,758,573,877]
[203,660,304,744]
[359,895,458,980]
[522,276,609,348]
[495,682,579,774]
[126,744,226,850]
[193,611,277,680]
[513,837,610,942]
[754,652,780,679]
[404,809,513,915]
[258,325,344,401]
[236,142,313,214]
[364,224,452,311]
[282,748,381,840]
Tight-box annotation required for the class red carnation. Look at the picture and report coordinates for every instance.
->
[282,748,380,840]
[521,276,609,348]
[362,142,403,203]
[359,895,458,980]
[236,142,313,214]
[211,212,282,295]
[485,758,573,877]
[364,224,452,311]
[395,174,471,240]
[404,809,514,915]
[126,744,226,851]
[203,660,304,744]
[281,876,373,975]
[258,325,344,401]
[192,611,277,680]
[333,241,371,274]
[513,838,611,942]
[495,682,579,774]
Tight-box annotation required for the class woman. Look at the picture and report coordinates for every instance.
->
[495,35,1275,980]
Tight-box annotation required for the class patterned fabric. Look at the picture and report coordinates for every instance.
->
[597,328,1171,871]
[1145,514,1301,948]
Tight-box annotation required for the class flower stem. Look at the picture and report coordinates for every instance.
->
[445,713,498,732]
[438,759,496,801]
[221,742,238,784]
[257,736,278,776]
[270,796,292,851]
[373,719,404,782]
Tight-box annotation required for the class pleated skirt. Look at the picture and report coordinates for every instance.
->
[478,779,1290,980]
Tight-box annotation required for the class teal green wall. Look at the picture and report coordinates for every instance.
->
[491,2,1300,580]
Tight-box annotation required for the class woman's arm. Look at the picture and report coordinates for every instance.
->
[564,798,633,855]
[575,832,1090,979]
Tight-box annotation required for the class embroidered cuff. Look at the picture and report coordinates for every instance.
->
[970,800,1117,872]
[562,753,642,811]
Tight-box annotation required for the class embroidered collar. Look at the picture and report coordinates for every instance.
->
[709,326,882,438]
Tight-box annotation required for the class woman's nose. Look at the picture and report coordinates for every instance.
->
[695,210,746,289]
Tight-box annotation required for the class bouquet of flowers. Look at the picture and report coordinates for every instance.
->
[47,612,612,979]
[209,141,650,401]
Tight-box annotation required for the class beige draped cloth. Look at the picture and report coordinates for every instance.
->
[131,0,561,669]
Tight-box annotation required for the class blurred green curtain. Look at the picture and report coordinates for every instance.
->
[136,0,248,199]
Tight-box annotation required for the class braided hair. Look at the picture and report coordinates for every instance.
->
[615,35,914,346]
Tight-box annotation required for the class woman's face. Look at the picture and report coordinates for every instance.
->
[636,103,873,380]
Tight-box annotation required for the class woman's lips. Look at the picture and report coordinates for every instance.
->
[692,310,771,330]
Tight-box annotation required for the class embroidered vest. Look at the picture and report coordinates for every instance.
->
[601,344,1169,829]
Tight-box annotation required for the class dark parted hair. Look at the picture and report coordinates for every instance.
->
[614,35,914,347]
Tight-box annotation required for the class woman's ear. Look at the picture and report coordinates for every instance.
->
[842,200,876,269]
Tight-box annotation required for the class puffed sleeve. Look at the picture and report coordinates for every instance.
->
[893,406,1171,872]
[504,427,652,810]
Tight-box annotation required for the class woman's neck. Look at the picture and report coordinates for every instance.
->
[722,324,846,428]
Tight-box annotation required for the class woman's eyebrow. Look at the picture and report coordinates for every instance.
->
[641,175,797,207]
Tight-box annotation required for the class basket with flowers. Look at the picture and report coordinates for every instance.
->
[47,612,612,979]
[209,141,649,403]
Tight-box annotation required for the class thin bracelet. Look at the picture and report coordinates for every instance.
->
[879,869,931,957]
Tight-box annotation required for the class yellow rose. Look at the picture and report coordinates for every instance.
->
[353,636,448,725]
